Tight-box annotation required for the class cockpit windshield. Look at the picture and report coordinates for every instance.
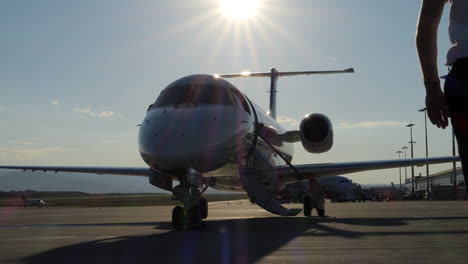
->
[154,85,234,107]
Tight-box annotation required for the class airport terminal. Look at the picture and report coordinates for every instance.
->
[407,167,466,200]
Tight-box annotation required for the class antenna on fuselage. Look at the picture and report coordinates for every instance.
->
[216,67,355,120]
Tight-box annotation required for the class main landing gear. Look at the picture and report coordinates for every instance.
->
[303,195,325,217]
[303,177,326,217]
[171,170,212,230]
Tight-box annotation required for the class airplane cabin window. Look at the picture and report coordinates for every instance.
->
[154,85,234,107]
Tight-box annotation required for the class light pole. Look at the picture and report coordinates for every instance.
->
[419,107,430,195]
[407,123,416,196]
[402,146,408,184]
[397,150,403,191]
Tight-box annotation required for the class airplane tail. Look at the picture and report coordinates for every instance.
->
[216,68,354,120]
[20,194,26,201]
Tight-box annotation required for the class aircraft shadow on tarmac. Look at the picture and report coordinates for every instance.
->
[21,216,468,264]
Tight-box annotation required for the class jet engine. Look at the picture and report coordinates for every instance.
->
[300,113,333,153]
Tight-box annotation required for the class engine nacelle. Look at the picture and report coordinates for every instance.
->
[300,113,334,153]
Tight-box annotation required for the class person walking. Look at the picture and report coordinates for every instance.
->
[416,0,468,192]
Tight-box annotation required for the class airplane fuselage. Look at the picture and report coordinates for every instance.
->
[24,199,46,207]
[138,74,293,192]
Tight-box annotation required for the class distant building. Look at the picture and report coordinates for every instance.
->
[403,167,466,200]
[405,167,464,191]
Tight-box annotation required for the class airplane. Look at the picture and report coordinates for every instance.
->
[274,175,357,216]
[276,176,357,203]
[318,175,357,196]
[20,194,47,208]
[0,67,461,230]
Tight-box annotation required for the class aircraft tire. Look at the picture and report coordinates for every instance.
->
[189,205,202,227]
[303,195,312,217]
[172,206,185,230]
[317,208,325,217]
[199,197,208,219]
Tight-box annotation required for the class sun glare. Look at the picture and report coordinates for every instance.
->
[220,0,261,20]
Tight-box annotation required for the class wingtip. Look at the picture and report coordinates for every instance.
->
[345,68,355,73]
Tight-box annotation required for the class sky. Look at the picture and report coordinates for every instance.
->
[0,0,460,192]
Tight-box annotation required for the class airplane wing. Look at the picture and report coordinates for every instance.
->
[0,156,460,179]
[0,166,149,176]
[267,156,460,180]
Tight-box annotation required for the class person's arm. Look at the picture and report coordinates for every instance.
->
[416,0,449,129]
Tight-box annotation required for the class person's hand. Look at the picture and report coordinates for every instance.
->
[425,85,449,129]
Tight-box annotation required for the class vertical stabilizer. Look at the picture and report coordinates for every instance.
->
[269,68,279,120]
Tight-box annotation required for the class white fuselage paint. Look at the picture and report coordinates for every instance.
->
[319,176,356,195]
[138,74,293,192]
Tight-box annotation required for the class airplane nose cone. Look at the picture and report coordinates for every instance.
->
[139,106,250,172]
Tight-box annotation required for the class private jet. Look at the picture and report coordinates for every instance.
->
[275,175,357,215]
[20,194,47,208]
[0,68,460,230]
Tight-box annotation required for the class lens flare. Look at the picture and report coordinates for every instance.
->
[220,0,261,20]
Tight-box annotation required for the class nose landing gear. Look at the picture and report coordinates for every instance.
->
[171,170,212,230]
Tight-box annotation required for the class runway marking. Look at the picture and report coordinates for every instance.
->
[0,223,153,229]
[0,236,116,241]
[212,216,256,220]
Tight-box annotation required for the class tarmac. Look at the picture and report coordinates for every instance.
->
[1,200,468,264]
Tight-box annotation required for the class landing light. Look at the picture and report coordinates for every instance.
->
[241,71,251,76]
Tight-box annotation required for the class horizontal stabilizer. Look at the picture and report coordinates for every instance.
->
[216,68,354,78]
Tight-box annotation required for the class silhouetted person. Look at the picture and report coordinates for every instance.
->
[416,0,468,192]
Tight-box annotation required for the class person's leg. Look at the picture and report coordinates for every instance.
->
[445,66,468,192]
[458,138,468,192]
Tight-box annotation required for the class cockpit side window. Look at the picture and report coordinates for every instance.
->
[154,85,234,107]
[146,104,154,112]
[230,89,251,114]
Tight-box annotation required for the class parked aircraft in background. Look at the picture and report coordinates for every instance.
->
[20,194,47,208]
[0,68,460,230]
[277,176,357,203]
[319,176,357,196]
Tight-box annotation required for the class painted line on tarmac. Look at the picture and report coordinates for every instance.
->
[0,223,155,229]
[0,236,116,241]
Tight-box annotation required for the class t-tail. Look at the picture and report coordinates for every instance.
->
[217,67,354,119]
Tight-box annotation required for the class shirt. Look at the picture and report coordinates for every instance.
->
[446,0,468,65]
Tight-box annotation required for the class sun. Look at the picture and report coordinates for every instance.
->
[220,0,261,20]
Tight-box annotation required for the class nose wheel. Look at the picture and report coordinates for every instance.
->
[171,198,208,230]
[172,205,185,230]
[171,172,211,230]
